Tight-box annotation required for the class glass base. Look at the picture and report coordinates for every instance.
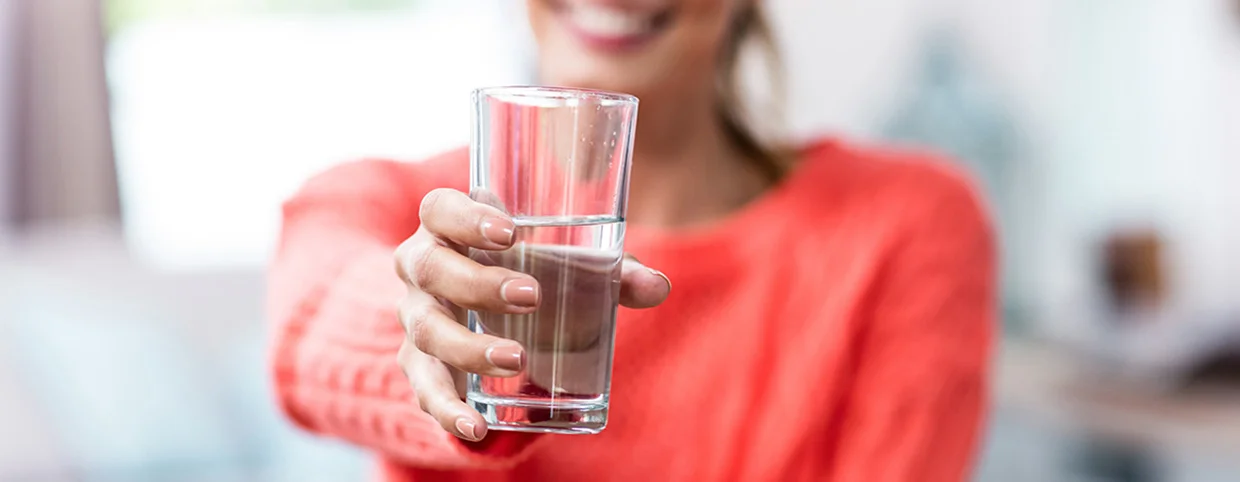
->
[468,393,608,434]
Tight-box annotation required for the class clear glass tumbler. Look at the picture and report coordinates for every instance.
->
[466,86,638,434]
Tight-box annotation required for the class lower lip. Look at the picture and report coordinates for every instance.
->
[560,16,659,53]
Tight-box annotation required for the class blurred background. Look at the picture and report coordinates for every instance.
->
[1,0,1239,480]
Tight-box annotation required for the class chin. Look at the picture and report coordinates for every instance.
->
[542,66,656,98]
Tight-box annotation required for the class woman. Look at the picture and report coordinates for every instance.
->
[269,0,995,480]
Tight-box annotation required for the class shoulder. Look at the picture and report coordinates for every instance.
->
[796,138,992,237]
[289,147,469,204]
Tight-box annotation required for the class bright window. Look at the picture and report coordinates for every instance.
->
[106,0,532,270]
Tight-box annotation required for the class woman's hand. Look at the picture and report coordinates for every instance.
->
[393,188,671,441]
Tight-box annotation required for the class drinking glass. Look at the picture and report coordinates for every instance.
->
[466,86,638,434]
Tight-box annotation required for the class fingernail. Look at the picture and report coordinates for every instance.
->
[500,278,539,307]
[649,268,671,291]
[455,418,481,441]
[480,217,515,246]
[485,343,525,371]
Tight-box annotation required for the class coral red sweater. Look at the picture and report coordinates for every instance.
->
[269,139,996,482]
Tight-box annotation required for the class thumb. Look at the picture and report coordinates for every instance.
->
[619,254,671,309]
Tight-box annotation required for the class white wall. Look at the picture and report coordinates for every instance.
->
[767,0,933,140]
[767,0,1057,139]
[1037,0,1240,323]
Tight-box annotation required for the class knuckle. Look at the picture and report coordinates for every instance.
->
[409,244,441,290]
[393,237,417,280]
[419,188,454,221]
[418,189,442,220]
[395,234,434,285]
[396,342,415,375]
[407,306,438,354]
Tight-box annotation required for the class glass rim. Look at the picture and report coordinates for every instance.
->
[474,85,638,106]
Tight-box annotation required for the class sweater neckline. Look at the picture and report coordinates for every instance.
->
[625,138,839,255]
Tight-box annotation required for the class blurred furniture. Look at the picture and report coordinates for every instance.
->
[1101,229,1168,315]
[0,0,120,230]
[994,338,1240,482]
[0,0,15,228]
[0,225,365,481]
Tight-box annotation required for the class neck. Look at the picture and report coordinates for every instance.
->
[625,92,769,229]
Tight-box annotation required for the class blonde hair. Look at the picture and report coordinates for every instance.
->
[716,3,790,182]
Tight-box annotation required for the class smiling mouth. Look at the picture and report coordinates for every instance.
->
[552,2,674,50]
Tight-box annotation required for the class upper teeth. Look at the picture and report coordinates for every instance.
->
[570,6,651,37]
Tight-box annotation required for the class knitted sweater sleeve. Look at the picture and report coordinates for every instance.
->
[267,158,539,471]
[828,162,997,482]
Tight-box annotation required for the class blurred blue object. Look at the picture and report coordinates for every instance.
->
[6,272,242,480]
[881,26,1033,330]
[0,236,366,481]
[219,328,368,482]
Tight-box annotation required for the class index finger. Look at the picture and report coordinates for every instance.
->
[419,188,515,250]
